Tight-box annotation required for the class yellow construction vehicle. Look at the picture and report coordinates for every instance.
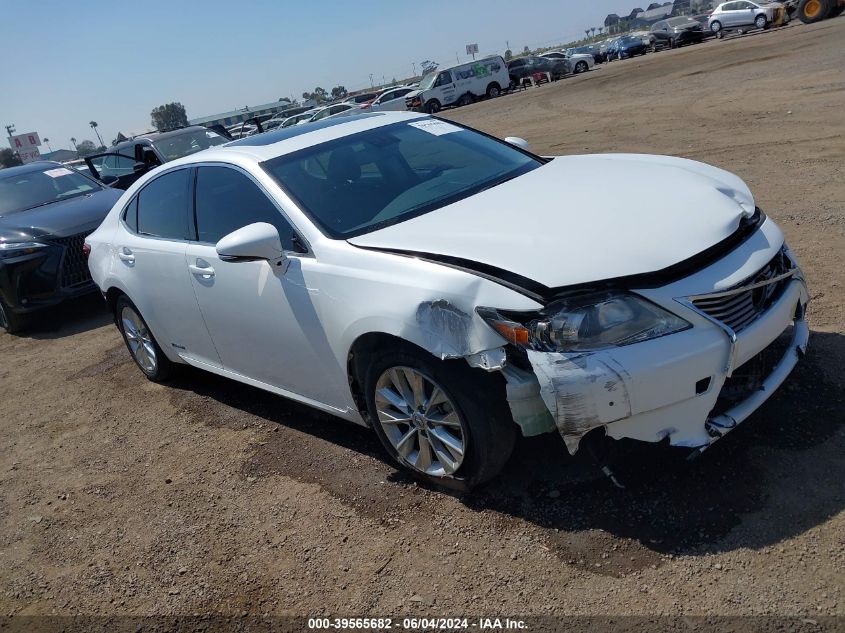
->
[796,0,845,23]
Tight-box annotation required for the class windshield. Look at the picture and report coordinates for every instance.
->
[667,17,696,26]
[152,129,228,161]
[263,119,541,238]
[418,73,437,91]
[0,166,101,215]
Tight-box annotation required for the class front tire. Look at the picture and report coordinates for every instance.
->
[362,344,516,490]
[0,297,26,334]
[755,14,768,29]
[424,99,441,114]
[115,296,174,382]
[710,20,723,35]
[575,61,588,73]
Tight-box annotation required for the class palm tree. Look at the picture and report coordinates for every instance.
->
[585,28,591,40]
[70,137,77,151]
[598,26,604,37]
[89,121,104,149]
[43,137,53,152]
[591,27,597,37]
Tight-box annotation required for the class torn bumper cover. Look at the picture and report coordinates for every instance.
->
[514,278,809,455]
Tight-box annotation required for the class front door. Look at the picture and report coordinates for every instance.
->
[184,165,347,407]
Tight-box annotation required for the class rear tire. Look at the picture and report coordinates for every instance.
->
[115,296,175,382]
[362,343,516,491]
[0,297,26,334]
[485,82,501,98]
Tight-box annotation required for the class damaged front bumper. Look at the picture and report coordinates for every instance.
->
[502,273,809,456]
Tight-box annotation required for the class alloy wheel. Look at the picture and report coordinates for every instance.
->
[121,306,157,373]
[374,366,467,477]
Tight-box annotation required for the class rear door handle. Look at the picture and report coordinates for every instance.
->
[118,248,135,264]
[189,264,215,278]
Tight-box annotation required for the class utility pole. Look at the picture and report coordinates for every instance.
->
[369,73,374,88]
[456,51,460,63]
[412,62,417,77]
[4,124,14,138]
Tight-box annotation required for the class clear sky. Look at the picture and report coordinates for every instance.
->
[1,0,639,151]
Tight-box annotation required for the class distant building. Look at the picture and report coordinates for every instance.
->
[40,149,77,162]
[188,98,312,129]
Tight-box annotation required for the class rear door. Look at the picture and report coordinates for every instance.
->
[720,2,742,25]
[116,168,221,367]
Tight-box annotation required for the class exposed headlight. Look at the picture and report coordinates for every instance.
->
[0,241,48,258]
[478,292,691,353]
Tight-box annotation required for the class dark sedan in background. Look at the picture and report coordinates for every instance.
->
[507,56,570,85]
[0,162,122,333]
[607,35,650,60]
[649,16,706,50]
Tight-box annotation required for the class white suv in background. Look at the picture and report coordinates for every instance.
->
[86,112,808,490]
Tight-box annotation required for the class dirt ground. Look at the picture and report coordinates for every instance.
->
[1,17,843,626]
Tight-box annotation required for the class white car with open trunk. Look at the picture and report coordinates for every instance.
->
[86,112,809,489]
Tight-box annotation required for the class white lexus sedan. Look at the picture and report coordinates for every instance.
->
[86,112,808,489]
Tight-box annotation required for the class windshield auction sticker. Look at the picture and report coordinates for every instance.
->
[408,120,462,136]
[43,167,75,178]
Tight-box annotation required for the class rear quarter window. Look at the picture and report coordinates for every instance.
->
[136,169,190,240]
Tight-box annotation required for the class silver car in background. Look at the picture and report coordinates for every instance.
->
[708,1,788,35]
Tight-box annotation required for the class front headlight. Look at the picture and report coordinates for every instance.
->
[0,241,48,258]
[478,292,691,353]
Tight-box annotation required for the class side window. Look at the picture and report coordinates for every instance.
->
[194,166,296,250]
[136,169,189,239]
[436,71,453,86]
[122,196,138,232]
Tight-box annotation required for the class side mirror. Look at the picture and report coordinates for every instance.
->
[216,222,286,264]
[132,162,147,173]
[505,136,530,151]
[100,175,118,184]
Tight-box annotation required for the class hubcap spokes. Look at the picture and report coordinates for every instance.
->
[374,367,466,477]
[121,307,157,373]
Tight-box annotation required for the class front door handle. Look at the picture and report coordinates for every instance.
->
[189,264,215,278]
[118,248,135,264]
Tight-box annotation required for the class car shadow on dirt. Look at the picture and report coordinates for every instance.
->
[164,329,843,573]
[13,294,112,340]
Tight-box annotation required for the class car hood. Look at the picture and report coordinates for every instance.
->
[0,187,122,241]
[348,154,757,289]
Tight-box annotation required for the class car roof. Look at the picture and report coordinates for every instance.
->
[164,111,428,166]
[0,161,64,180]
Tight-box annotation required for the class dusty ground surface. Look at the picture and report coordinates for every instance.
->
[1,17,843,625]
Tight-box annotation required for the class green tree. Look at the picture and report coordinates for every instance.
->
[76,140,97,156]
[330,85,348,100]
[0,148,22,168]
[150,102,189,131]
